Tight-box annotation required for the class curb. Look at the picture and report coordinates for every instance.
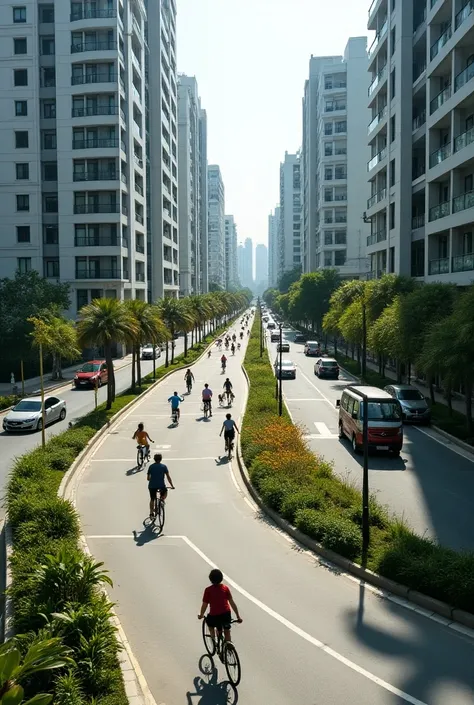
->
[237,362,474,631]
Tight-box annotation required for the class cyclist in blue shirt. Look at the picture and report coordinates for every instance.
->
[168,391,184,420]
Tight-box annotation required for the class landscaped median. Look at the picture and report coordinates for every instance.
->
[5,319,237,705]
[240,312,474,619]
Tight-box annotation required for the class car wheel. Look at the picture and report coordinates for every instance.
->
[37,418,43,431]
[352,434,361,454]
[59,408,66,421]
[338,422,344,439]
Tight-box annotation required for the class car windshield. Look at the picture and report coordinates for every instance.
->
[361,401,402,421]
[80,363,100,372]
[397,389,424,401]
[13,400,41,412]
[281,361,294,367]
[322,361,338,367]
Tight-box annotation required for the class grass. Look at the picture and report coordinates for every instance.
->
[6,317,237,704]
[242,313,474,614]
[0,394,17,411]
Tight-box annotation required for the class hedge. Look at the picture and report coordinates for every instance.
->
[6,316,238,704]
[241,311,474,613]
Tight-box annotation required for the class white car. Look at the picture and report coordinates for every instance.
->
[2,395,66,432]
[141,344,161,360]
[274,358,297,379]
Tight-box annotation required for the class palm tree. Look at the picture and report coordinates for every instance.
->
[157,297,194,365]
[188,295,212,344]
[77,298,136,409]
[124,301,168,390]
[176,299,195,357]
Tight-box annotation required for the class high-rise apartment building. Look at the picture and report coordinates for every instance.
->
[255,243,268,293]
[0,0,177,316]
[224,215,238,289]
[241,237,253,289]
[207,165,225,288]
[268,206,280,287]
[301,38,371,278]
[279,152,302,279]
[367,0,474,284]
[199,109,208,293]
[177,74,207,296]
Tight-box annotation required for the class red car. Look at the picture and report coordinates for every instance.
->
[74,360,108,388]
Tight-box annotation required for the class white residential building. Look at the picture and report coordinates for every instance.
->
[268,206,280,288]
[301,38,371,279]
[199,109,208,293]
[207,164,225,288]
[279,152,302,279]
[0,0,177,316]
[241,237,253,289]
[255,242,268,293]
[367,0,474,284]
[224,215,238,289]
[177,74,207,296]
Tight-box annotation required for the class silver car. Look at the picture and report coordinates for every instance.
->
[274,358,296,379]
[383,384,431,424]
[3,395,67,432]
[141,344,161,360]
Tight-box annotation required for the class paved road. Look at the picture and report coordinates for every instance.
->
[267,328,474,551]
[0,336,189,521]
[76,316,474,704]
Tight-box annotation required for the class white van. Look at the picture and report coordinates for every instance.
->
[304,341,320,356]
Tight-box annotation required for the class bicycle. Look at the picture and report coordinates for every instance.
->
[221,363,226,374]
[171,407,179,425]
[136,444,150,469]
[151,487,174,531]
[202,618,241,687]
[224,434,234,459]
[203,399,211,418]
[186,380,193,394]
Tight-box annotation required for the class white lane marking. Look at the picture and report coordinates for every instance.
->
[314,422,338,439]
[285,398,326,401]
[297,369,336,408]
[414,426,474,464]
[90,457,218,462]
[303,435,340,441]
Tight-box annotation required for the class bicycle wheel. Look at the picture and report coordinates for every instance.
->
[136,447,143,469]
[201,618,216,656]
[157,499,165,531]
[223,642,241,686]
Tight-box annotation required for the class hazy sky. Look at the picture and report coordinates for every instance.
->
[177,0,372,248]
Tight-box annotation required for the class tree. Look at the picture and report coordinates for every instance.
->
[77,299,136,409]
[368,297,406,377]
[262,288,280,310]
[157,297,194,364]
[288,270,340,335]
[277,266,302,293]
[124,301,168,390]
[188,295,212,345]
[32,307,80,380]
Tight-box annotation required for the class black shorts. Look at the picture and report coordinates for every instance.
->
[224,430,235,441]
[149,487,167,500]
[206,611,232,630]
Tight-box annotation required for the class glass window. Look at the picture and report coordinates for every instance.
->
[14,37,27,54]
[361,401,402,421]
[324,231,333,245]
[45,259,59,277]
[40,6,54,22]
[335,120,346,133]
[42,130,57,149]
[390,202,395,229]
[335,230,346,244]
[16,194,29,211]
[334,250,346,266]
[77,290,89,310]
[324,188,333,202]
[15,131,28,148]
[17,225,30,242]
[325,167,332,180]
[15,100,27,116]
[13,7,27,23]
[42,99,56,118]
[17,257,31,273]
[324,143,333,156]
[335,165,346,179]
[324,210,333,224]
[335,208,346,223]
[42,162,57,181]
[324,123,333,135]
[16,162,29,179]
[42,67,55,87]
[324,252,333,267]
[43,194,58,213]
[41,37,55,55]
[14,69,28,86]
[43,225,58,244]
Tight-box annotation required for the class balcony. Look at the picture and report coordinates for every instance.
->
[412,214,425,229]
[367,228,387,246]
[428,257,449,275]
[74,235,123,247]
[367,187,387,209]
[430,84,451,115]
[412,111,426,130]
[452,252,474,272]
[134,155,143,168]
[368,20,388,59]
[368,106,387,134]
[70,8,117,21]
[73,170,119,182]
[136,272,145,281]
[73,138,121,150]
[74,203,120,214]
[430,24,452,60]
[454,62,474,92]
[413,61,427,82]
[367,147,387,171]
[71,41,117,54]
[72,72,117,86]
[455,0,474,30]
[75,269,121,279]
[72,105,118,118]
[368,65,387,96]
[429,143,451,168]
[452,189,474,213]
[135,213,144,224]
[429,201,450,221]
[135,183,144,195]
[454,125,474,152]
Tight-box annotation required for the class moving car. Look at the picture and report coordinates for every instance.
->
[74,360,108,388]
[336,385,403,456]
[294,333,306,343]
[270,331,280,343]
[141,344,161,360]
[277,342,290,353]
[314,357,339,379]
[274,358,297,379]
[304,341,321,356]
[267,321,276,330]
[384,384,431,424]
[3,395,66,432]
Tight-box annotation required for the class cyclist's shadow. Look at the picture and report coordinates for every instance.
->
[186,655,237,704]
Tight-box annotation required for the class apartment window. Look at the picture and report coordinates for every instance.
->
[13,7,26,23]
[389,202,395,229]
[44,259,59,278]
[324,167,331,181]
[335,250,346,266]
[325,123,333,135]
[390,115,396,142]
[324,231,333,245]
[15,131,28,148]
[335,208,346,223]
[18,257,31,273]
[465,174,473,192]
[43,224,58,244]
[17,225,30,242]
[325,188,333,202]
[390,27,395,56]
[42,67,55,87]
[16,194,29,211]
[335,120,346,133]
[335,230,347,244]
[389,158,395,186]
[40,6,54,22]
[391,0,395,10]
[16,163,29,179]
[42,100,56,118]
[41,37,55,55]
[335,165,346,179]
[14,69,28,86]
[14,37,27,54]
[325,144,333,156]
[15,100,27,116]
[43,194,58,213]
[42,130,56,149]
[390,69,395,100]
[324,252,333,267]
[42,162,57,181]
[324,210,333,224]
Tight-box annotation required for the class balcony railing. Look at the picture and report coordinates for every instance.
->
[71,41,117,54]
[136,272,145,281]
[367,228,387,246]
[452,189,474,213]
[413,61,427,82]
[429,143,451,168]
[367,187,387,209]
[135,183,143,195]
[73,138,120,150]
[452,252,474,272]
[367,146,387,171]
[70,8,117,20]
[135,213,144,224]
[368,20,388,59]
[368,106,387,133]
[334,193,347,201]
[368,65,387,96]
[454,125,474,153]
[136,244,145,253]
[134,155,144,168]
[428,258,449,275]
[430,23,452,60]
[430,84,451,114]
[73,170,119,182]
[75,269,121,279]
[73,203,120,214]
[455,0,474,30]
[72,72,117,85]
[74,235,122,247]
[454,61,474,92]
[412,111,426,130]
[412,214,425,229]
[429,201,450,221]
[72,105,118,117]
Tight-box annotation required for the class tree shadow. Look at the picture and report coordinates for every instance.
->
[186,654,238,704]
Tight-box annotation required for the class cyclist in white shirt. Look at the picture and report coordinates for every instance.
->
[202,383,213,417]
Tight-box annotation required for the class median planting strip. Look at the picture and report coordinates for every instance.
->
[238,312,474,624]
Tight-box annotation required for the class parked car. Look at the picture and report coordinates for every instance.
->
[277,342,290,353]
[274,358,297,379]
[314,357,339,379]
[336,385,403,456]
[3,395,66,432]
[74,360,108,388]
[294,333,306,343]
[141,344,161,360]
[384,384,431,424]
[270,331,280,343]
[263,316,269,323]
[304,341,321,356]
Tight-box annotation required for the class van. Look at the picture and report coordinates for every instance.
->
[337,385,403,456]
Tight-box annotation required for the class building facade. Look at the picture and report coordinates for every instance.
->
[207,164,225,288]
[177,74,207,296]
[224,215,238,289]
[268,206,280,287]
[199,109,208,293]
[255,242,268,293]
[301,38,371,279]
[241,237,253,289]
[279,152,302,279]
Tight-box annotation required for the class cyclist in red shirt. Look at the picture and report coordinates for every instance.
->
[198,569,242,642]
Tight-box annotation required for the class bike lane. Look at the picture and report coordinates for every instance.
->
[75,320,474,705]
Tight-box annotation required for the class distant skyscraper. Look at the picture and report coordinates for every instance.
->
[268,207,280,288]
[207,166,225,288]
[242,238,253,290]
[255,244,268,293]
[279,152,301,280]
[224,216,238,289]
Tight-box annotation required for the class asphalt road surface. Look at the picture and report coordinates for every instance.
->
[76,316,474,705]
[267,328,474,552]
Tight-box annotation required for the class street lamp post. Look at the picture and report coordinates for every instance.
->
[278,324,283,416]
[361,393,370,564]
[152,345,156,380]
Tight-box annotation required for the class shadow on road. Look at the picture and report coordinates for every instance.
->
[215,456,229,466]
[132,523,162,546]
[186,654,238,704]
[126,465,143,476]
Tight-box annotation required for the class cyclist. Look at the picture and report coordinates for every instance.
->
[198,568,242,643]
[220,413,239,454]
[224,340,229,350]
[247,330,250,336]
[184,369,194,393]
[223,378,233,403]
[231,343,235,355]
[237,342,241,351]
[232,333,236,343]
[202,383,213,417]
[147,453,174,519]
[168,391,184,421]
[220,354,227,372]
[207,349,212,358]
[239,331,243,340]
[132,422,154,460]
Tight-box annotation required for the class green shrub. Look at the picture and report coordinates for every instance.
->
[258,475,294,511]
[295,508,362,560]
[54,672,84,705]
[280,487,327,522]
[55,426,95,453]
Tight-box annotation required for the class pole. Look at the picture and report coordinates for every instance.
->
[20,360,25,397]
[362,394,370,564]
[94,375,98,410]
[153,345,156,380]
[39,343,46,448]
[278,324,283,416]
[361,299,367,380]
